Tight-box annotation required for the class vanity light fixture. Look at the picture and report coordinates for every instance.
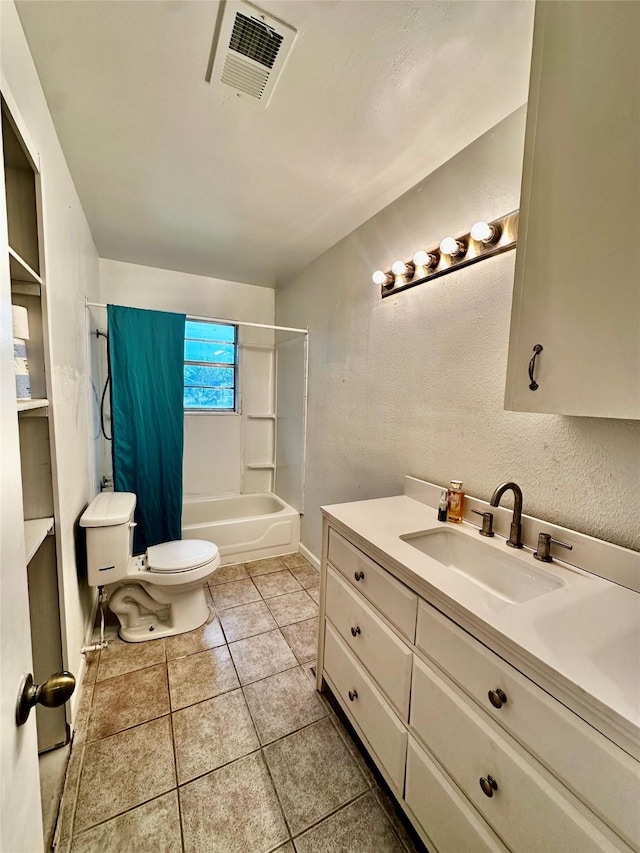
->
[439,236,466,258]
[470,220,500,244]
[372,270,394,287]
[413,250,437,269]
[372,210,518,298]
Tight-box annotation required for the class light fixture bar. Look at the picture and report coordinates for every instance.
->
[376,210,519,299]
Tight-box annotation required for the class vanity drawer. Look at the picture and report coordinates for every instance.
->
[405,736,508,853]
[410,656,627,853]
[416,599,640,848]
[326,567,412,718]
[327,528,417,641]
[323,622,407,792]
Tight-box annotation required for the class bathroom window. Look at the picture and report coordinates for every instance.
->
[184,320,237,412]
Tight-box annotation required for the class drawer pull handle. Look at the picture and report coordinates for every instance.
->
[488,688,508,709]
[354,571,365,581]
[350,626,361,637]
[348,689,358,702]
[479,775,498,798]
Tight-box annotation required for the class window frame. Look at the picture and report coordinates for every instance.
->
[183,320,239,414]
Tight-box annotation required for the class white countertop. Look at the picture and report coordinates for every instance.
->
[322,494,640,758]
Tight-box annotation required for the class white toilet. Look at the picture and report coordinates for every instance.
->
[80,491,220,642]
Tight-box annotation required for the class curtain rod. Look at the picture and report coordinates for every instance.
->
[84,298,308,335]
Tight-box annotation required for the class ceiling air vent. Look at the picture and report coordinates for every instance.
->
[209,1,297,107]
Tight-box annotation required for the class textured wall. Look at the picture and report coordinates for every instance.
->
[276,108,640,559]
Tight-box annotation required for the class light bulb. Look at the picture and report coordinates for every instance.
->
[413,250,436,269]
[372,270,393,287]
[439,236,465,258]
[391,260,411,276]
[470,221,497,244]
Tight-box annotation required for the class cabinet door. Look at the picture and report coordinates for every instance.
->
[323,623,407,793]
[411,657,626,853]
[405,737,508,853]
[505,1,640,419]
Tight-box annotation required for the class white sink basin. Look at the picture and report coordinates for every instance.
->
[400,528,565,603]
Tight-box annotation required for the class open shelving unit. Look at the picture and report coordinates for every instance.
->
[3,99,67,766]
[24,517,54,564]
[9,245,41,284]
[17,398,49,413]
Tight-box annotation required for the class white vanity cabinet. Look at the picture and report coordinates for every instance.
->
[504,1,640,419]
[318,523,639,853]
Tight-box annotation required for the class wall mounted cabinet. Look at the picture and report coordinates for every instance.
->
[505,1,639,419]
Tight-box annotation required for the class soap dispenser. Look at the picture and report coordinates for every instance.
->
[437,490,448,522]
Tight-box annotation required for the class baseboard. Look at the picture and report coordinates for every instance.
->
[299,542,320,571]
[68,588,99,728]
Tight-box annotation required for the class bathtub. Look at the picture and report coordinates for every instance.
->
[182,493,300,565]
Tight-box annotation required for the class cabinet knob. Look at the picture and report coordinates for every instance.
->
[479,775,498,798]
[354,571,365,581]
[348,689,358,702]
[488,688,508,709]
[350,626,361,637]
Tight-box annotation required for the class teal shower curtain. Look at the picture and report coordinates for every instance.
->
[108,305,185,554]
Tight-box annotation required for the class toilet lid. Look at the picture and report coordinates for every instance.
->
[147,539,219,573]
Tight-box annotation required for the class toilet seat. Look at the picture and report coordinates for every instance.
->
[147,539,219,573]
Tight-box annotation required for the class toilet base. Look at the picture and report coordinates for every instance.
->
[108,582,210,643]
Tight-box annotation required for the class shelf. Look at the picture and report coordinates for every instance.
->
[11,281,41,297]
[17,398,49,413]
[24,517,54,564]
[247,414,276,419]
[247,463,276,469]
[9,246,41,285]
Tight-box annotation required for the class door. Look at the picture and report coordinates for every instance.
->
[0,108,44,852]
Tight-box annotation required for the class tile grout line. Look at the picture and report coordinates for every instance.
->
[167,697,187,853]
[224,626,295,849]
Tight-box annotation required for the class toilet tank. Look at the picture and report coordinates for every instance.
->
[80,492,137,586]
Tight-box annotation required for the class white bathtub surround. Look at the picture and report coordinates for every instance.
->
[182,493,300,566]
[97,259,276,497]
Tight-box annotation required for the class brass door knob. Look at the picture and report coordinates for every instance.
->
[488,688,508,709]
[350,626,361,637]
[479,775,498,798]
[16,671,76,726]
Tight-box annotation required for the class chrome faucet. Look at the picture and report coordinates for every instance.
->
[489,482,524,549]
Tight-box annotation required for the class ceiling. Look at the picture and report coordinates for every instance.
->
[16,0,534,288]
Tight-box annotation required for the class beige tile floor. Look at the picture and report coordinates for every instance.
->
[54,553,423,853]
